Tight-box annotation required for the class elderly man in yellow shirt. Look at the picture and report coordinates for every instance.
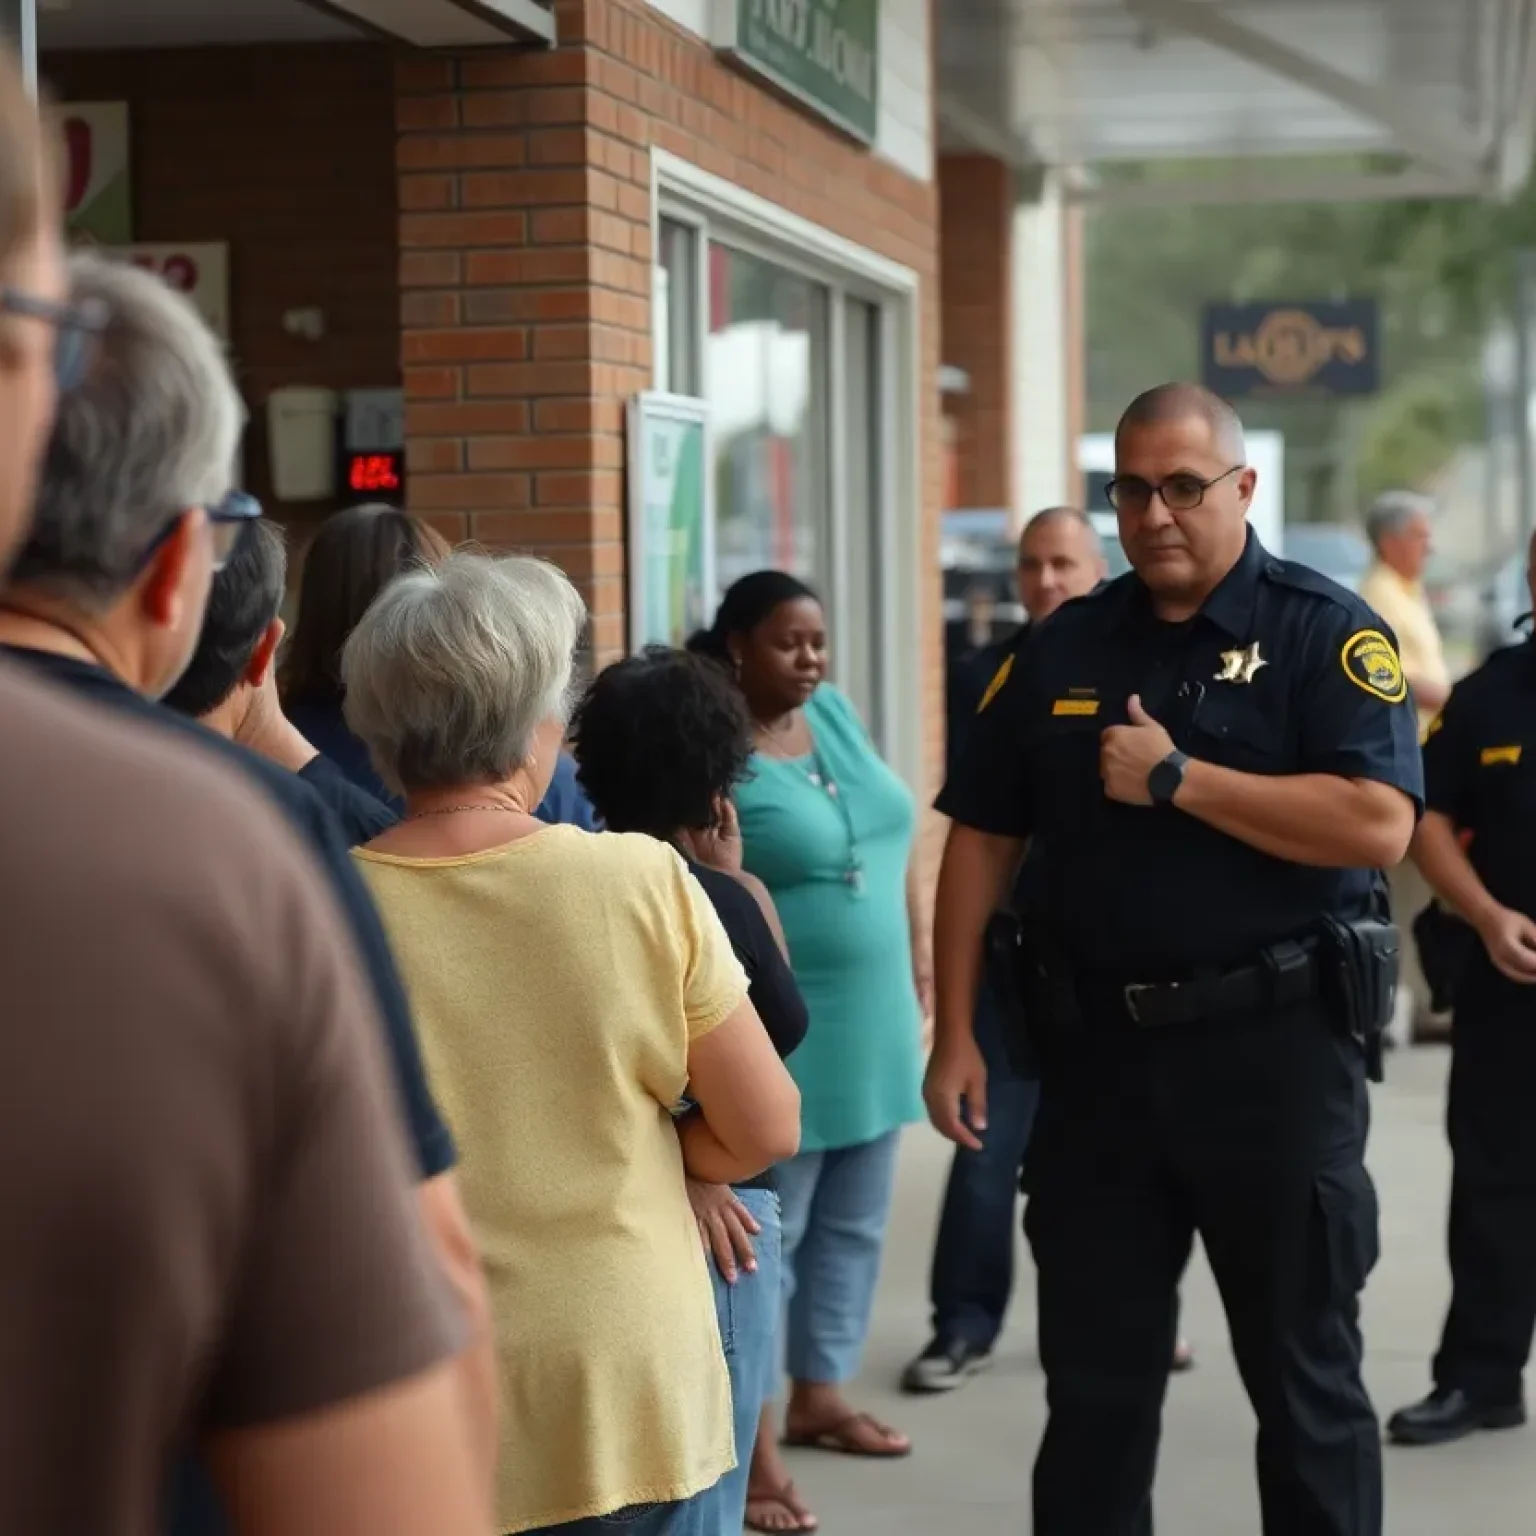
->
[1359,491,1451,1047]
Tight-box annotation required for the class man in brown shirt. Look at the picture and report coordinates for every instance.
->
[0,658,484,1536]
[0,46,489,1536]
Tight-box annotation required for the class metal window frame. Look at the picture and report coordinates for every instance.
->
[649,148,924,786]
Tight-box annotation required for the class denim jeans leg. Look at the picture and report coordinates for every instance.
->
[928,982,1040,1348]
[693,1188,783,1536]
[782,1131,902,1384]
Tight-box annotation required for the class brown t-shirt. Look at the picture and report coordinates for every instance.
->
[0,660,463,1534]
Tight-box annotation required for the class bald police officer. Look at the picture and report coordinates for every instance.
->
[926,383,1422,1536]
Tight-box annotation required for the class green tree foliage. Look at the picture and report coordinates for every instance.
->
[1084,164,1516,525]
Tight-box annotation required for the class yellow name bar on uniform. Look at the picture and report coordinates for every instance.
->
[1052,699,1100,717]
[1480,744,1522,766]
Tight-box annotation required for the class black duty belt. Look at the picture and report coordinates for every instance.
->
[1089,940,1319,1029]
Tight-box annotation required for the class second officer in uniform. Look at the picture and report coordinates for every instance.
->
[925,382,1422,1536]
[1387,526,1536,1446]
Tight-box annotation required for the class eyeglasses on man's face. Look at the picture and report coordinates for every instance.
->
[0,286,110,391]
[1104,465,1245,514]
[135,491,264,576]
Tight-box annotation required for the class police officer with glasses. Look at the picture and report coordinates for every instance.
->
[925,382,1422,1536]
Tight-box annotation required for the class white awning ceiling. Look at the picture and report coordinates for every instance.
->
[938,0,1536,205]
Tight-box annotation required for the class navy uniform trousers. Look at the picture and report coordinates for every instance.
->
[1433,957,1536,1405]
[1025,994,1380,1536]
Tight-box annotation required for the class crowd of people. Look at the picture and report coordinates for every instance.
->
[0,53,934,1536]
[9,36,1536,1536]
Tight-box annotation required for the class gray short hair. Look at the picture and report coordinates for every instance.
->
[1365,490,1433,549]
[342,551,587,795]
[9,250,245,607]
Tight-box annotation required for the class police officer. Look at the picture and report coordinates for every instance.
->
[1386,527,1536,1447]
[925,383,1422,1536]
[905,507,1107,1394]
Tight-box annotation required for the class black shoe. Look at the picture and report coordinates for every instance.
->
[900,1335,994,1394]
[1386,1387,1526,1446]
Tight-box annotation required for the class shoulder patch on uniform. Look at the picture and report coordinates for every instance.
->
[977,652,1013,713]
[1339,628,1408,703]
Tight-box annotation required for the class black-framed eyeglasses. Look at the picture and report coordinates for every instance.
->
[134,490,264,576]
[0,287,110,391]
[1104,464,1244,514]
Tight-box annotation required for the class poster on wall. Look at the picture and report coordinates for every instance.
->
[626,392,713,652]
[104,243,231,343]
[62,103,131,245]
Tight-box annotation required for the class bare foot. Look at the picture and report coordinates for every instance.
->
[749,1407,819,1532]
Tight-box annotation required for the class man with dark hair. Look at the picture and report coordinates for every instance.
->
[927,381,1422,1536]
[164,520,394,845]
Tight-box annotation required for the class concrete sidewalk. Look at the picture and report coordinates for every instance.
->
[778,1044,1534,1534]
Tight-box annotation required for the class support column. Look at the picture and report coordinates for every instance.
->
[938,154,1013,514]
[1012,171,1074,516]
[0,0,35,93]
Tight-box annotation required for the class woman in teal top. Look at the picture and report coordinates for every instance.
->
[691,572,928,1534]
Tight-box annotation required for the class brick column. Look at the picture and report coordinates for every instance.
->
[394,2,646,659]
[938,153,1013,514]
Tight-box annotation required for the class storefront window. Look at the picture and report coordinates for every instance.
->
[656,217,700,397]
[652,188,909,754]
[707,244,830,595]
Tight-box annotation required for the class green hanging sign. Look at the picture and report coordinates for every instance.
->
[713,0,880,145]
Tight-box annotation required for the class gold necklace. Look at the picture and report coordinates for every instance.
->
[406,804,522,820]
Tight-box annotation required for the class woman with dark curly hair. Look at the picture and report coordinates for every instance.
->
[571,646,810,1536]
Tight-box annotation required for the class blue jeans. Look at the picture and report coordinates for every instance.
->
[517,1493,711,1536]
[777,1129,902,1383]
[929,982,1040,1348]
[694,1187,782,1535]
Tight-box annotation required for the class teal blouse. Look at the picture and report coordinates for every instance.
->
[735,684,925,1152]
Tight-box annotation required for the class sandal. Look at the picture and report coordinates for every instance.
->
[784,1410,912,1458]
[745,1480,819,1533]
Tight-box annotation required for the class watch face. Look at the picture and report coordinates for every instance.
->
[1149,756,1185,804]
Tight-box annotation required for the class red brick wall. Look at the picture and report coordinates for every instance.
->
[42,42,402,525]
[938,153,1012,513]
[395,0,943,769]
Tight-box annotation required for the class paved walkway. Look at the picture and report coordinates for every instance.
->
[779,1044,1532,1534]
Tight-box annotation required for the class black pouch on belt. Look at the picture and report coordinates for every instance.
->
[983,911,1037,1077]
[1314,913,1400,1083]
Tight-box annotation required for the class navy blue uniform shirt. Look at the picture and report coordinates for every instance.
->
[1421,636,1536,919]
[297,750,397,845]
[4,647,456,1179]
[937,531,1424,978]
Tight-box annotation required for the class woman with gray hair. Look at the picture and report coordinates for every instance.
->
[345,550,802,1536]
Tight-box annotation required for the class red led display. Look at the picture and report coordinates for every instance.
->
[346,451,404,495]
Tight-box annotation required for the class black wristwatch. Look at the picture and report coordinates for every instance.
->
[1148,749,1190,807]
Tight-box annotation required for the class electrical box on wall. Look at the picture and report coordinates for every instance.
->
[341,388,406,507]
[267,386,339,502]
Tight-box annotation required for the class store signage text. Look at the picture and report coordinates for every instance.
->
[1201,299,1379,398]
[713,0,879,144]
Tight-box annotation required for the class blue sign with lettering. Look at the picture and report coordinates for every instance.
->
[1201,299,1379,398]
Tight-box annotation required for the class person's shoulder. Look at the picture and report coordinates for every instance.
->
[299,755,397,845]
[0,661,318,923]
[1446,640,1531,706]
[685,857,758,924]
[1263,555,1370,616]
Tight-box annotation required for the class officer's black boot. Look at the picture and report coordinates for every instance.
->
[1385,1387,1526,1447]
